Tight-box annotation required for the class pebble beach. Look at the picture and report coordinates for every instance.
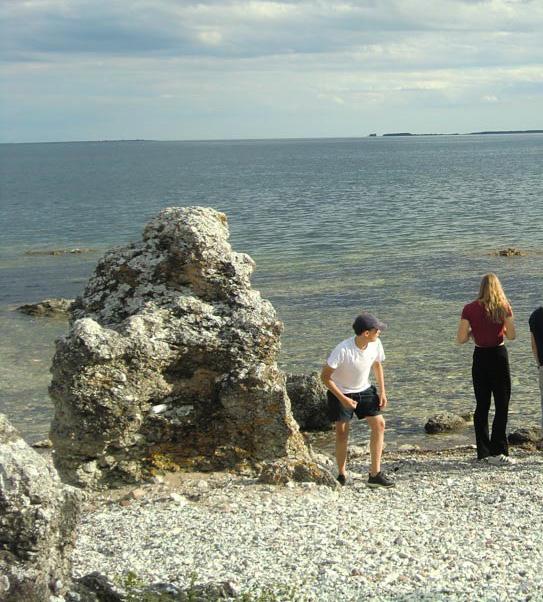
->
[71,446,543,601]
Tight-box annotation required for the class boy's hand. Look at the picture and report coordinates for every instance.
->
[378,392,388,408]
[341,397,357,410]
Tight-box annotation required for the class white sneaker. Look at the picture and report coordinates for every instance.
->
[487,454,515,466]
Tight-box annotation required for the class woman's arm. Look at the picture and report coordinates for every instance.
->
[531,333,540,365]
[504,315,516,340]
[456,319,471,344]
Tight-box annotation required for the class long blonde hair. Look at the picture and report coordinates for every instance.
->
[477,273,511,323]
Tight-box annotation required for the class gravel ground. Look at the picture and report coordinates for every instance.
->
[72,446,543,601]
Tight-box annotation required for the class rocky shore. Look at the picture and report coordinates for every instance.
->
[5,206,543,601]
[70,445,543,601]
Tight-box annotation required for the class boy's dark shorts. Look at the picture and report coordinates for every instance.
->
[327,386,381,423]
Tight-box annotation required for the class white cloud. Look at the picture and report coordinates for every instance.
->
[197,30,223,46]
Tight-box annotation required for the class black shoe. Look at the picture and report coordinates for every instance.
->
[337,474,346,486]
[367,471,395,488]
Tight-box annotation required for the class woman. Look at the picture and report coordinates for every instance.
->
[457,273,516,464]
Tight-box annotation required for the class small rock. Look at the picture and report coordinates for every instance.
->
[25,247,96,256]
[496,247,524,257]
[349,445,368,458]
[0,575,9,593]
[170,492,188,505]
[508,426,541,446]
[425,412,469,434]
[31,438,53,449]
[128,488,146,500]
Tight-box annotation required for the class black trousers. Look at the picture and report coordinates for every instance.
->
[472,345,511,459]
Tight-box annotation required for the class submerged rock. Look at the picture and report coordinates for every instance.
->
[17,298,74,318]
[50,207,324,488]
[25,247,96,256]
[496,247,524,257]
[286,372,330,432]
[424,412,471,434]
[0,413,81,602]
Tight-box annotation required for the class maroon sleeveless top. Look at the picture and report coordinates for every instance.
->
[461,300,512,347]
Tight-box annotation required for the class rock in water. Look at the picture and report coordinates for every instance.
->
[286,372,330,431]
[424,412,470,434]
[17,298,74,318]
[0,414,80,602]
[50,207,321,487]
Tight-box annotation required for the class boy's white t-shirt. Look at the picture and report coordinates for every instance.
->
[326,337,385,394]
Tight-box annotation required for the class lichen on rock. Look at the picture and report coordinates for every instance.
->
[50,207,325,488]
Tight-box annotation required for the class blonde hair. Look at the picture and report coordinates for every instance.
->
[477,273,511,323]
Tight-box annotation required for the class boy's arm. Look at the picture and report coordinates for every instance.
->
[372,361,387,408]
[320,364,357,410]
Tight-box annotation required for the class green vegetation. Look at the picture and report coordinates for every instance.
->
[117,571,309,602]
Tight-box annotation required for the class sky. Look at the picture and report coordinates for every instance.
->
[1,0,542,142]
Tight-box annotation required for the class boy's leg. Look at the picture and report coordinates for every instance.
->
[335,421,350,476]
[365,415,385,476]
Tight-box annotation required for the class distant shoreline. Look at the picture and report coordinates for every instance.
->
[2,130,543,145]
[380,129,543,137]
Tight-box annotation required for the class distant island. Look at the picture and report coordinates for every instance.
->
[379,130,543,137]
[469,130,543,135]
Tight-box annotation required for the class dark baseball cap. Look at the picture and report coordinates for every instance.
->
[352,312,387,335]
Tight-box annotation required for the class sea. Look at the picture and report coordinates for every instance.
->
[1,134,542,452]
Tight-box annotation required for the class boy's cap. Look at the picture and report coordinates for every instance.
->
[353,313,387,334]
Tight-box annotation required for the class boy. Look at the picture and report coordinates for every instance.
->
[321,312,394,488]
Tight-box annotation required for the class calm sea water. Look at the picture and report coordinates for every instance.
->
[1,135,542,451]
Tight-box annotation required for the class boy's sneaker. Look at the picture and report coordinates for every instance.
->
[337,474,347,486]
[367,471,395,488]
[487,454,515,466]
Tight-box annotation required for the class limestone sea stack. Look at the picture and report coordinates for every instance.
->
[49,207,327,488]
[0,414,80,602]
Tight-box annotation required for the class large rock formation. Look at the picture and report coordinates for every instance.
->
[50,207,321,487]
[0,414,80,602]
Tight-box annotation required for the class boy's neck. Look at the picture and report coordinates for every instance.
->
[354,334,370,350]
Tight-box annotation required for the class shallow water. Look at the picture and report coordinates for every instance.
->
[1,135,542,448]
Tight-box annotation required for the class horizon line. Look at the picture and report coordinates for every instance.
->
[1,129,543,145]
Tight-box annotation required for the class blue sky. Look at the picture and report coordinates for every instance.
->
[1,0,542,142]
